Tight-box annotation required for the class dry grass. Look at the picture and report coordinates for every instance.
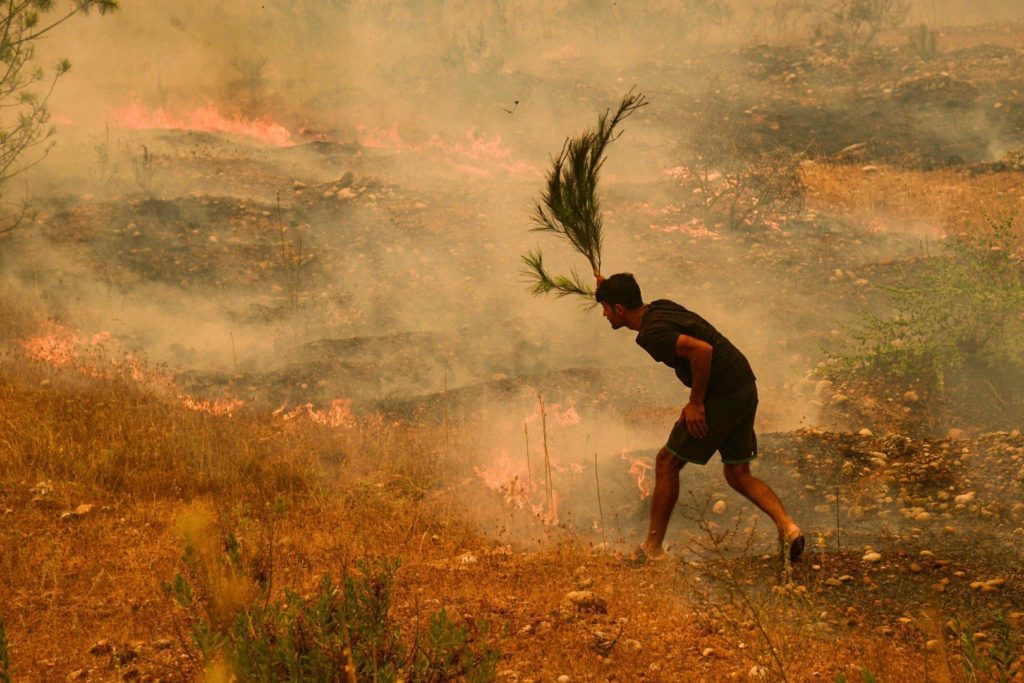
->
[801,161,1024,238]
[0,345,1009,681]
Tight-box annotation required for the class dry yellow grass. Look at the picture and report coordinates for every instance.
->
[801,161,1024,238]
[0,346,999,682]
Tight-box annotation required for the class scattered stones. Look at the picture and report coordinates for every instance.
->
[712,500,727,515]
[862,551,882,563]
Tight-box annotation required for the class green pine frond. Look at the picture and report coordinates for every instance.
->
[521,249,595,302]
[524,88,646,304]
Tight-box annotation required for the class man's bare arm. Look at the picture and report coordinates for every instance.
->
[675,334,713,438]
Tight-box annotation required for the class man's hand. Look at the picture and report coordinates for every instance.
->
[680,401,707,438]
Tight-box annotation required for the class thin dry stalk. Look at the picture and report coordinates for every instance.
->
[594,452,606,547]
[523,422,532,492]
[443,367,450,458]
[538,392,554,515]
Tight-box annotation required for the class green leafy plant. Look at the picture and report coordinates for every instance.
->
[822,216,1024,393]
[959,615,1017,683]
[0,617,11,683]
[165,523,498,681]
[836,669,878,683]
[522,89,648,301]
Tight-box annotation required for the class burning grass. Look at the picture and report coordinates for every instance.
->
[3,332,1021,680]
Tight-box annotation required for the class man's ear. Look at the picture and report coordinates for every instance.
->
[614,304,625,317]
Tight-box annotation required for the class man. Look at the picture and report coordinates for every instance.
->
[595,273,803,564]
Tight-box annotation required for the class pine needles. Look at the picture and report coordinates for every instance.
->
[522,88,648,301]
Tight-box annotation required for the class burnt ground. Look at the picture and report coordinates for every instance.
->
[3,20,1024,677]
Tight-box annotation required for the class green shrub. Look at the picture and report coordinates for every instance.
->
[165,526,499,682]
[959,615,1017,683]
[822,216,1024,391]
[0,617,11,683]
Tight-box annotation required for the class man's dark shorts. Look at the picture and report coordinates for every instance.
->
[665,383,758,466]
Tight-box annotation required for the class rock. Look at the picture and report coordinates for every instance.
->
[557,676,570,683]
[154,638,173,649]
[862,552,882,563]
[838,575,854,583]
[954,492,975,505]
[61,504,96,521]
[925,639,941,651]
[858,428,873,437]
[903,390,919,403]
[622,638,642,652]
[947,428,967,441]
[562,590,607,614]
[712,500,727,515]
[702,647,716,657]
[749,664,769,681]
[89,640,113,656]
[66,670,87,681]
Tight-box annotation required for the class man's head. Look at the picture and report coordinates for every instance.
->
[595,273,643,330]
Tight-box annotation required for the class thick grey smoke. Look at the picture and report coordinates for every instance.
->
[6,1,1023,544]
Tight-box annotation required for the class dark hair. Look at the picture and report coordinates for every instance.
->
[595,272,643,309]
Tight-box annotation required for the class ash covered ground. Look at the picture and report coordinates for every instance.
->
[2,2,1024,679]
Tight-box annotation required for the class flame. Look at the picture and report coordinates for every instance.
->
[356,125,537,177]
[18,323,244,417]
[112,103,294,147]
[180,396,244,417]
[523,398,581,428]
[474,449,531,508]
[621,450,653,500]
[274,398,356,429]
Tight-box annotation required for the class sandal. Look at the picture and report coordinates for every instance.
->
[624,545,668,569]
[782,534,805,563]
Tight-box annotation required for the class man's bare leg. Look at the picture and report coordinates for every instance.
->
[723,462,800,541]
[640,448,685,559]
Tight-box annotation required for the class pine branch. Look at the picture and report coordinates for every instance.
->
[524,88,647,303]
[521,249,595,301]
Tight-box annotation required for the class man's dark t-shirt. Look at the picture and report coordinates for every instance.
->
[635,299,755,399]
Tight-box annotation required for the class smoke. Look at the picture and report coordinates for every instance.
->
[5,0,1023,551]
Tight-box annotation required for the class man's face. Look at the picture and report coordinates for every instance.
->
[601,302,626,329]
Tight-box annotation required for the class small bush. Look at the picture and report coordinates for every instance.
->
[678,127,805,232]
[0,617,11,683]
[166,520,499,682]
[958,614,1017,683]
[822,215,1024,389]
[816,0,911,53]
